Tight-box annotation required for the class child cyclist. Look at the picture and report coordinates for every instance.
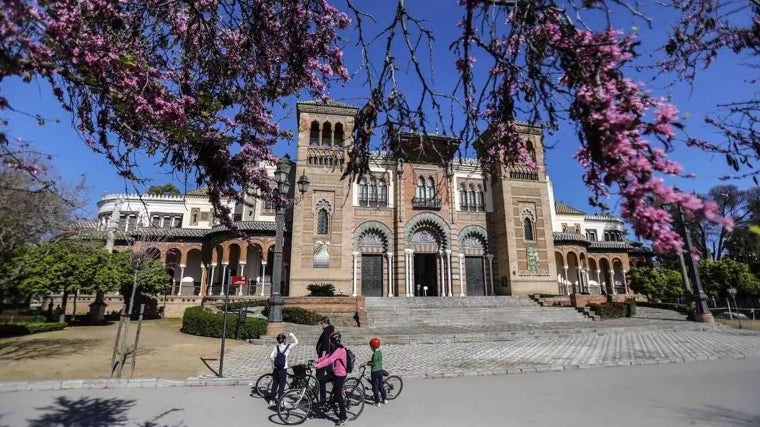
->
[367,337,387,406]
[266,332,298,407]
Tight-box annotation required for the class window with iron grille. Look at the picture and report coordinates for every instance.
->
[317,208,329,234]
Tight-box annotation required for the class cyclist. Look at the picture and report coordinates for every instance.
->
[367,337,387,406]
[315,332,348,426]
[266,332,298,407]
[315,316,335,406]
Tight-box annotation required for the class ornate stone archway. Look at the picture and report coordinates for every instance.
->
[352,221,395,298]
[404,213,453,297]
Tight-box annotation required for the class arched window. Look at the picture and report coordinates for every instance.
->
[368,178,377,206]
[468,184,476,212]
[378,179,388,207]
[526,141,536,162]
[459,184,468,211]
[322,122,332,146]
[334,123,344,147]
[416,176,426,199]
[358,178,368,206]
[309,121,320,146]
[317,208,329,234]
[476,185,485,211]
[426,177,436,199]
[523,217,534,241]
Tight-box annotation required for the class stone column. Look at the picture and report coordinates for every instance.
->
[445,250,453,297]
[177,264,186,296]
[404,250,410,297]
[622,269,629,295]
[209,263,217,295]
[260,261,267,296]
[458,253,465,297]
[199,265,207,296]
[596,269,602,295]
[487,254,495,296]
[220,263,229,296]
[238,263,246,295]
[410,249,416,296]
[352,251,359,297]
[438,250,444,297]
[563,265,569,295]
[609,269,615,295]
[386,252,394,297]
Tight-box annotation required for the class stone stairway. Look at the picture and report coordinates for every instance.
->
[364,296,590,328]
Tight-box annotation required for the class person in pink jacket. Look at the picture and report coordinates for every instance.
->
[315,332,348,426]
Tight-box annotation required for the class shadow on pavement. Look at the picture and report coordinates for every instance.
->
[0,338,97,361]
[27,396,135,427]
[200,357,219,377]
[683,403,760,427]
[26,396,187,427]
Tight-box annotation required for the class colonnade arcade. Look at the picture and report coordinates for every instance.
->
[138,237,275,297]
[554,250,629,296]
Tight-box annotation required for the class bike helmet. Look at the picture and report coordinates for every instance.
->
[277,333,287,344]
[369,338,381,349]
[329,331,342,346]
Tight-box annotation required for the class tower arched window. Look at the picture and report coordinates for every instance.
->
[416,176,426,199]
[459,184,468,211]
[358,178,368,206]
[426,177,436,199]
[476,185,485,212]
[523,217,534,241]
[378,178,388,207]
[468,184,476,212]
[309,121,320,146]
[322,122,332,146]
[526,140,536,163]
[368,178,377,206]
[317,208,330,234]
[334,123,344,147]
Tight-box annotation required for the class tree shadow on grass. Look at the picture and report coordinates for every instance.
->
[27,396,135,427]
[0,338,98,361]
[682,403,760,427]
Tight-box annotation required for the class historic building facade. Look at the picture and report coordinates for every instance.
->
[86,100,649,299]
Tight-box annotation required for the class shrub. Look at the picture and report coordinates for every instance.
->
[213,300,268,312]
[181,306,267,340]
[0,322,67,338]
[261,306,323,325]
[636,301,694,317]
[588,302,626,319]
[0,314,46,323]
[307,283,335,297]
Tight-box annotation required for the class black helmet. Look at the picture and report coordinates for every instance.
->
[277,333,287,344]
[329,332,342,346]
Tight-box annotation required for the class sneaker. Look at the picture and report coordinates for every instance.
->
[373,402,380,407]
[381,399,388,404]
[335,418,348,426]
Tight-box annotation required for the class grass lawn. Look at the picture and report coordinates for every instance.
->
[0,318,246,381]
[717,319,760,331]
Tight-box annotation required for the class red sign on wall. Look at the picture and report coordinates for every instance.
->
[232,276,247,285]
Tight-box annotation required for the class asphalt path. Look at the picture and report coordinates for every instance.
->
[0,357,758,427]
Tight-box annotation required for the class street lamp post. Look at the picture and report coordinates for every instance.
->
[267,155,309,336]
[727,287,742,329]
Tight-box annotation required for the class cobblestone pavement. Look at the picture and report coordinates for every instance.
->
[211,319,760,380]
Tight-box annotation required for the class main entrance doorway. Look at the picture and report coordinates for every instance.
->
[465,256,485,296]
[414,253,438,296]
[361,255,383,297]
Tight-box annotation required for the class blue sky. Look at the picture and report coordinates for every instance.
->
[1,1,756,222]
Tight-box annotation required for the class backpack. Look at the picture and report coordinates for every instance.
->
[339,347,356,374]
[274,344,290,369]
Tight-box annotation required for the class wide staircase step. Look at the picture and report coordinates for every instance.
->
[364,296,590,328]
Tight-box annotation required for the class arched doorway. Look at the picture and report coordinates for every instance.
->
[599,258,612,295]
[165,248,182,295]
[185,249,203,295]
[567,252,580,294]
[459,226,489,296]
[406,212,451,297]
[587,258,600,294]
[354,221,393,297]
[245,244,264,296]
[612,259,626,295]
[555,252,566,294]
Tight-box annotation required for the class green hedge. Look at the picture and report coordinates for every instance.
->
[181,306,267,340]
[261,306,323,325]
[0,314,47,323]
[307,283,336,296]
[0,322,67,338]
[588,302,627,319]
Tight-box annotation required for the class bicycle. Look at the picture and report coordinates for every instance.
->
[345,363,403,402]
[251,363,317,399]
[277,360,365,425]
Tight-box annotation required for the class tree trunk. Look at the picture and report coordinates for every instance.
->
[59,290,69,323]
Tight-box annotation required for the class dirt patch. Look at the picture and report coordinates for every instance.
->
[0,319,246,381]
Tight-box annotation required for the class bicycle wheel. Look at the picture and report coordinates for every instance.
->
[384,375,403,400]
[341,380,365,420]
[277,388,312,425]
[343,377,367,401]
[254,373,273,398]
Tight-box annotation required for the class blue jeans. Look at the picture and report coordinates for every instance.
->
[371,371,387,403]
[268,368,287,401]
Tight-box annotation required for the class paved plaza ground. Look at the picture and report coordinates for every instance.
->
[1,307,760,386]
